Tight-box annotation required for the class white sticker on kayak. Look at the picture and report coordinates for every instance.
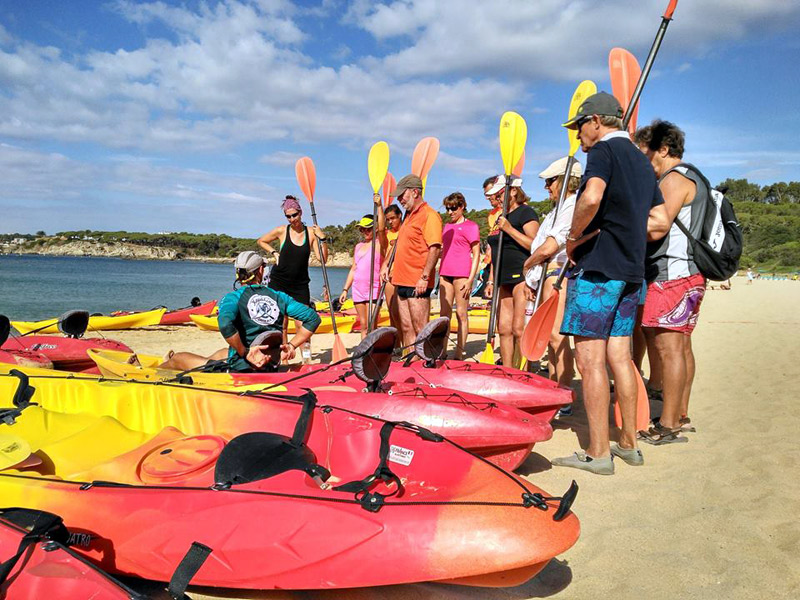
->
[389,445,414,466]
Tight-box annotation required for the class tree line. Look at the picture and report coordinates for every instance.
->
[4,177,799,269]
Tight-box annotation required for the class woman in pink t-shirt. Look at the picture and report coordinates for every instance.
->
[340,212,386,339]
[439,192,481,359]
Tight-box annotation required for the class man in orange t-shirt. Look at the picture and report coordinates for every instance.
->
[381,174,442,347]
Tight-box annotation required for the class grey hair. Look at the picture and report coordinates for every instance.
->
[600,115,624,130]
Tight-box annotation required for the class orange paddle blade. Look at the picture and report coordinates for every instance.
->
[295,156,316,202]
[520,292,559,361]
[613,361,651,431]
[382,172,396,208]
[411,137,440,180]
[512,150,525,177]
[331,335,348,362]
[609,47,642,135]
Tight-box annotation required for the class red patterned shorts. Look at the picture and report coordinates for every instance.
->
[642,273,706,334]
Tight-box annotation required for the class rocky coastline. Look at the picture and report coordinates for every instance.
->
[0,240,353,267]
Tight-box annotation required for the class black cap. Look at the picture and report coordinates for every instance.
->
[563,92,623,129]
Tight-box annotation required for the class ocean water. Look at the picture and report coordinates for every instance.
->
[0,255,348,321]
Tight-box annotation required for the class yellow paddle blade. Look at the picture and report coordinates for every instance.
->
[499,111,527,176]
[567,80,597,156]
[368,141,390,193]
[0,433,31,470]
[479,343,495,365]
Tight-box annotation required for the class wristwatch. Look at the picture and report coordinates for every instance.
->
[420,274,429,281]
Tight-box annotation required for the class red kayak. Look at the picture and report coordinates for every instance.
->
[160,299,218,326]
[0,509,143,599]
[0,349,52,369]
[1,312,130,372]
[0,507,210,599]
[0,372,580,589]
[1,337,130,372]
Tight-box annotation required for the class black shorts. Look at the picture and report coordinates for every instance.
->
[268,277,311,307]
[396,285,433,299]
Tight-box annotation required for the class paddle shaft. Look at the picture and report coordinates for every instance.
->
[306,202,338,335]
[532,265,547,313]
[622,2,677,129]
[486,181,512,342]
[369,241,398,331]
[368,203,378,333]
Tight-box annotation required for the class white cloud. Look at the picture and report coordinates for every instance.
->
[0,1,521,154]
[350,1,800,81]
[259,150,304,167]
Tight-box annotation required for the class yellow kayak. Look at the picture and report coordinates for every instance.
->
[87,349,291,393]
[315,298,355,312]
[11,308,167,335]
[190,313,356,334]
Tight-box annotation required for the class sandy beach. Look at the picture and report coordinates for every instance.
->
[96,278,800,600]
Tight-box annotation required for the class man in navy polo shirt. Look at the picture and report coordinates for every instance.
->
[551,92,669,475]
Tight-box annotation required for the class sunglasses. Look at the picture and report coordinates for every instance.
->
[284,212,300,220]
[545,177,558,188]
[574,116,591,130]
[445,205,462,212]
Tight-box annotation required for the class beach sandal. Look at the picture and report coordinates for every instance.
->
[637,423,688,446]
[650,416,696,433]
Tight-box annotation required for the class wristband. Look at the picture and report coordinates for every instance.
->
[420,274,429,281]
[287,341,297,351]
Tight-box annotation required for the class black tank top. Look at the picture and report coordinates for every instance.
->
[270,225,311,285]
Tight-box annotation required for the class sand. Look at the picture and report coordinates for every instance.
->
[97,278,800,599]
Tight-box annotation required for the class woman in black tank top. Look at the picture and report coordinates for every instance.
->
[257,196,329,306]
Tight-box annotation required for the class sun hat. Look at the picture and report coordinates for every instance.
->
[539,157,583,179]
[486,174,522,195]
[234,251,265,272]
[357,216,374,228]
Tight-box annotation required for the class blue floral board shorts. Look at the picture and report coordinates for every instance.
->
[560,270,641,339]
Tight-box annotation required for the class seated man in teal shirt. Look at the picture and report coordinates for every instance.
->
[161,251,321,372]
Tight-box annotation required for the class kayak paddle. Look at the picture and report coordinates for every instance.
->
[411,136,440,197]
[369,137,440,330]
[481,111,527,365]
[513,151,525,177]
[382,172,397,209]
[609,48,642,135]
[294,156,347,362]
[621,0,679,131]
[367,141,390,333]
[0,433,32,470]
[519,80,596,362]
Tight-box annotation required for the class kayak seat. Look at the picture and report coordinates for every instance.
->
[214,431,327,487]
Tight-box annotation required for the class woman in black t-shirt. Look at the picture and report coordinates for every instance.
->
[485,175,540,367]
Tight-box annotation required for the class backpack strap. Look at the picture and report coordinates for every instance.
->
[660,162,713,243]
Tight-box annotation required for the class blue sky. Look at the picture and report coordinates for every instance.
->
[2,0,799,236]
